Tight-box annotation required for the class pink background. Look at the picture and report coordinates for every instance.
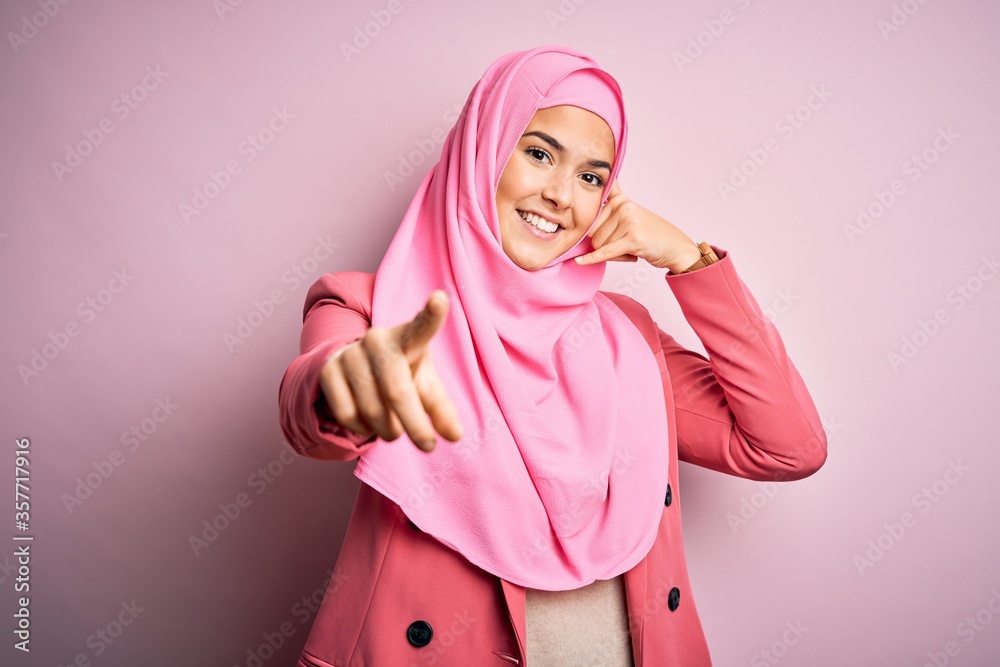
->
[2,0,999,664]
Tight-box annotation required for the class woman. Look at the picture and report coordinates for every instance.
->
[278,45,827,666]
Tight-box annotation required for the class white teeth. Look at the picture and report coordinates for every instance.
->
[518,210,559,233]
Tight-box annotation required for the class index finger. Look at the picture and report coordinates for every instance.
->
[588,180,624,238]
[395,290,450,357]
[606,179,622,199]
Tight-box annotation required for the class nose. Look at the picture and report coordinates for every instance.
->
[541,170,574,210]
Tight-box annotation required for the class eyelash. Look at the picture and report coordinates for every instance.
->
[525,146,606,188]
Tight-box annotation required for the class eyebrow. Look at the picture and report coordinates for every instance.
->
[521,130,612,172]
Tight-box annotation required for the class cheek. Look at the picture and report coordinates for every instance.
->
[495,176,512,214]
[574,196,603,230]
[498,161,537,204]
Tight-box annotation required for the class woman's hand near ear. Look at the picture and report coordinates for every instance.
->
[574,181,703,273]
[319,290,463,453]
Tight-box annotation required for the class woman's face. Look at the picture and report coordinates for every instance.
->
[495,105,615,271]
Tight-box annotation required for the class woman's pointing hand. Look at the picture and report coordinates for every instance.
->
[319,290,464,453]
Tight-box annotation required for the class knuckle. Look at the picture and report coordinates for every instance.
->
[384,419,403,440]
[361,327,380,346]
[345,363,375,388]
[329,401,353,425]
[356,393,384,421]
[381,381,407,405]
[332,344,355,366]
[327,398,354,424]
[363,327,390,350]
[402,323,423,346]
[319,362,335,384]
[368,347,394,373]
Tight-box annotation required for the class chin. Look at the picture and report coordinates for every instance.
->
[510,255,544,272]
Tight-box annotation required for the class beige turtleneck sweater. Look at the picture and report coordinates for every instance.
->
[525,573,635,666]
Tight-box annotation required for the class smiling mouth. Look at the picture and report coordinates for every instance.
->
[517,209,562,235]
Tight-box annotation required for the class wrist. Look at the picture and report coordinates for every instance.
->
[670,241,719,274]
[667,243,704,274]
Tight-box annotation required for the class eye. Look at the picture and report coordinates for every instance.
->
[580,173,606,188]
[525,146,551,163]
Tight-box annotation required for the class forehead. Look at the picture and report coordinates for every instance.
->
[523,105,615,159]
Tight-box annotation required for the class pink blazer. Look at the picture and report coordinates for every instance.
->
[277,246,828,666]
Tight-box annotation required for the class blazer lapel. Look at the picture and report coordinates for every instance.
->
[500,578,527,662]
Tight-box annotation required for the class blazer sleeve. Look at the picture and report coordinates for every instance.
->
[277,272,379,462]
[659,245,828,481]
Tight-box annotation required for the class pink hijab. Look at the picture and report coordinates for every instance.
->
[353,45,670,591]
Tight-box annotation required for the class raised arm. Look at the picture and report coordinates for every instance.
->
[660,246,828,481]
[278,272,377,461]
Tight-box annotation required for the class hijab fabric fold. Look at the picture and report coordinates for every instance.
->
[353,45,670,591]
